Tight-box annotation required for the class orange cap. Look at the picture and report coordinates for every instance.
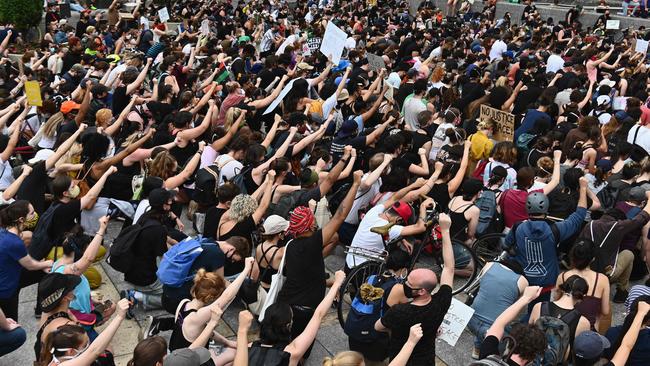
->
[60,100,81,114]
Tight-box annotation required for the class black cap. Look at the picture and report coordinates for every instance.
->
[38,273,81,313]
[148,188,176,210]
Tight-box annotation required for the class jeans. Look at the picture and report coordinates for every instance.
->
[621,1,640,15]
[467,315,492,348]
[130,279,164,310]
[0,327,26,357]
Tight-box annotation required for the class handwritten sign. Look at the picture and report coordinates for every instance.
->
[438,298,475,347]
[606,20,620,30]
[158,7,170,23]
[276,35,297,56]
[263,78,298,115]
[366,53,386,72]
[479,104,515,142]
[25,81,42,107]
[320,21,347,64]
[636,39,649,54]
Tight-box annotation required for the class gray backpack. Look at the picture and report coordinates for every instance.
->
[470,336,517,366]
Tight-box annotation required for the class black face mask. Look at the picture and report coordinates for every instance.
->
[403,282,415,299]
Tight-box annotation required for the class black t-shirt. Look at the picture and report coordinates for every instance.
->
[479,335,520,366]
[17,161,48,213]
[203,207,227,239]
[57,119,79,137]
[50,200,82,244]
[380,285,452,365]
[277,230,326,308]
[112,86,129,116]
[163,244,225,304]
[125,220,167,286]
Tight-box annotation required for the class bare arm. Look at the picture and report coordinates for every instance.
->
[577,80,596,110]
[318,146,351,197]
[388,324,424,366]
[248,75,289,109]
[211,109,243,152]
[365,118,393,145]
[611,302,650,366]
[164,142,206,189]
[75,82,93,125]
[252,171,276,224]
[448,141,472,196]
[99,129,154,169]
[486,286,542,340]
[261,116,281,149]
[189,83,217,115]
[189,307,222,349]
[178,103,216,142]
[66,217,108,275]
[104,98,136,137]
[359,154,391,191]
[234,311,253,366]
[542,150,562,195]
[2,165,31,201]
[272,127,297,160]
[323,171,362,244]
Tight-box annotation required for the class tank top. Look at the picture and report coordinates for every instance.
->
[562,272,602,327]
[258,244,281,286]
[169,300,217,366]
[576,144,595,170]
[543,301,581,348]
[427,183,450,214]
[35,312,73,359]
[448,198,474,241]
[471,263,521,323]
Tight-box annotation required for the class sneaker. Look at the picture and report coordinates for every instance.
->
[139,316,153,341]
[120,289,138,319]
[34,306,42,319]
[472,347,480,360]
[613,288,629,304]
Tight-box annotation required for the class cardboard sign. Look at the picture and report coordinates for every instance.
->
[25,81,42,107]
[366,53,386,72]
[320,21,347,64]
[606,20,620,30]
[302,43,312,56]
[263,78,298,115]
[479,104,515,141]
[438,298,475,347]
[158,7,170,23]
[636,39,649,54]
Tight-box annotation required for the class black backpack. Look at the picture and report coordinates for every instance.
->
[248,341,291,366]
[193,158,236,207]
[229,166,252,195]
[107,219,160,273]
[29,203,61,260]
[596,183,621,210]
[267,189,306,218]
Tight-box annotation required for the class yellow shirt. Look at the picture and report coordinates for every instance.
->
[469,131,494,161]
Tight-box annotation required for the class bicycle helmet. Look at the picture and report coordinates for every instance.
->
[526,192,549,216]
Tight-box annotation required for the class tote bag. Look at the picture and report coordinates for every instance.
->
[258,240,292,322]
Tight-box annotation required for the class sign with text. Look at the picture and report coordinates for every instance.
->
[320,21,347,64]
[366,53,386,72]
[25,81,42,107]
[606,20,620,30]
[479,104,515,142]
[636,39,649,54]
[438,298,475,347]
[263,78,298,115]
[158,7,170,23]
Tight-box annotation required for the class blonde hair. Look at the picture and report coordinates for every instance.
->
[190,269,226,304]
[224,107,242,131]
[120,131,141,148]
[536,156,554,178]
[42,112,65,138]
[322,351,364,366]
[95,108,113,128]
[229,194,258,223]
[495,76,510,88]
[477,119,495,131]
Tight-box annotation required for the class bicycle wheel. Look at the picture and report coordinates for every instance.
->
[417,240,479,295]
[337,261,382,329]
[472,233,506,265]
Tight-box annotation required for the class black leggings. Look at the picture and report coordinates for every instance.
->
[290,305,316,360]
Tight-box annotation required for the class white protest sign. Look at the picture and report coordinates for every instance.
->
[320,21,347,64]
[366,53,386,72]
[276,35,297,55]
[263,78,298,115]
[636,39,649,54]
[612,97,628,111]
[606,20,620,30]
[302,43,312,56]
[158,7,170,23]
[200,19,210,36]
[437,298,475,347]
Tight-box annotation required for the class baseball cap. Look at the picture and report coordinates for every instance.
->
[332,60,351,72]
[296,62,314,71]
[596,95,611,107]
[628,186,647,202]
[28,149,55,164]
[599,79,616,88]
[337,89,350,102]
[573,331,610,360]
[148,188,176,210]
[596,159,613,173]
[60,100,81,114]
[389,201,413,224]
[337,119,358,137]
[38,273,81,313]
[262,215,290,235]
[164,347,211,366]
[502,51,515,59]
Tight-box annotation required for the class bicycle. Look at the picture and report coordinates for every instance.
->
[337,208,479,329]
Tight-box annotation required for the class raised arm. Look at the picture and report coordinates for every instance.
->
[285,271,345,363]
[0,30,12,54]
[104,98,136,137]
[189,83,217,115]
[248,75,289,109]
[360,154,392,191]
[189,306,222,349]
[63,300,129,366]
[291,118,329,156]
[323,170,362,243]
[75,81,93,125]
[485,286,541,341]
[211,108,243,152]
[611,301,650,366]
[178,103,216,142]
[438,213,455,287]
[577,80,596,110]
[261,116,281,149]
[3,165,32,201]
[65,217,108,275]
[252,170,276,224]
[318,146,351,197]
[388,324,423,366]
[542,150,562,195]
[126,58,152,95]
[365,117,393,145]
[81,167,117,210]
[359,85,386,123]
[99,128,155,169]
[234,311,254,366]
[164,141,206,189]
[408,147,430,176]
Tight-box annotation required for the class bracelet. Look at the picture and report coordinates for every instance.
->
[95,232,104,237]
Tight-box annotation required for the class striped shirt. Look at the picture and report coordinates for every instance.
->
[260,30,276,52]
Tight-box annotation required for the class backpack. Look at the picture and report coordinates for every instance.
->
[229,166,252,195]
[629,125,650,162]
[532,302,581,366]
[343,274,398,341]
[471,355,510,366]
[327,183,351,215]
[596,183,621,210]
[248,341,291,366]
[469,336,518,366]
[475,189,503,236]
[157,236,213,287]
[516,133,536,159]
[28,203,61,260]
[107,219,160,273]
[193,157,236,207]
[267,189,306,218]
[472,160,489,179]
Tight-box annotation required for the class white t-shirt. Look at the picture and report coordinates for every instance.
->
[546,54,565,73]
[344,174,382,225]
[105,63,127,90]
[489,40,508,61]
[403,96,427,131]
[346,204,404,268]
[429,122,453,160]
[215,154,243,186]
[628,124,650,155]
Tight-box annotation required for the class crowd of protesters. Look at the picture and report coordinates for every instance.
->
[0,0,650,365]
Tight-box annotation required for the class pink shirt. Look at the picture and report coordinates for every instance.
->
[500,188,543,228]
